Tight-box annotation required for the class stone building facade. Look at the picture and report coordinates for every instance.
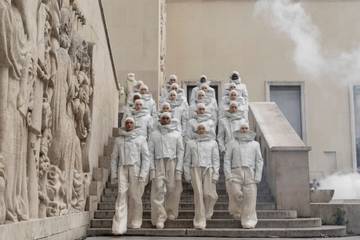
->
[103,0,360,179]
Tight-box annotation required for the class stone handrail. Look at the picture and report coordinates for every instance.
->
[249,102,311,217]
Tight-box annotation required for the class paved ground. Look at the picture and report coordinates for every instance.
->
[87,236,360,240]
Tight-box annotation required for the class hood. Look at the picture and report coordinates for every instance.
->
[195,97,212,106]
[158,121,178,133]
[117,127,140,140]
[197,75,211,87]
[142,94,153,101]
[132,109,149,118]
[234,131,256,142]
[231,79,241,85]
[195,112,212,122]
[168,98,183,108]
[193,133,213,142]
[224,111,244,121]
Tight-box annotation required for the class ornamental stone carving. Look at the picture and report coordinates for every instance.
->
[0,0,94,224]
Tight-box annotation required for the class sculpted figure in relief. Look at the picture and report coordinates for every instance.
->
[0,0,33,222]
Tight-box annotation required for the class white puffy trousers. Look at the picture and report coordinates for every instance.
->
[225,167,258,228]
[191,167,218,229]
[112,165,145,235]
[151,159,183,226]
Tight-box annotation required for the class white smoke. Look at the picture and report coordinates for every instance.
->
[254,0,360,83]
[319,173,360,200]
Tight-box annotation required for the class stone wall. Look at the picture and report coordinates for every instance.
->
[0,0,118,238]
[102,0,162,102]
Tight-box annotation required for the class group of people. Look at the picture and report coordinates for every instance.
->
[111,71,264,235]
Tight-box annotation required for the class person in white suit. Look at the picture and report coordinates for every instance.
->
[184,124,220,229]
[149,112,184,229]
[111,117,150,234]
[224,121,264,229]
[217,101,246,154]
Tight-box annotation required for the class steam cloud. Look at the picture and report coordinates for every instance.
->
[319,173,360,200]
[254,0,360,83]
[255,0,360,199]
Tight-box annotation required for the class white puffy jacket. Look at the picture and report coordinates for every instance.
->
[186,113,216,141]
[189,98,218,123]
[224,131,264,183]
[190,87,216,106]
[168,99,189,133]
[217,111,246,152]
[148,124,184,173]
[123,110,153,138]
[184,135,220,182]
[111,128,150,179]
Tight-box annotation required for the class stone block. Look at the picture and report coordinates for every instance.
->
[0,212,89,240]
[311,201,360,234]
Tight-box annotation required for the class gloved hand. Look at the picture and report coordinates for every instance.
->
[212,173,219,184]
[184,174,191,183]
[175,171,182,181]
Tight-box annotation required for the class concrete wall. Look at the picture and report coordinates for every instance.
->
[78,0,119,171]
[311,201,360,234]
[250,102,311,216]
[102,0,161,100]
[165,0,360,179]
[0,212,89,240]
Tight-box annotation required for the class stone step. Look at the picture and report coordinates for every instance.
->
[94,209,297,220]
[91,218,322,229]
[100,194,273,203]
[103,187,272,196]
[97,201,276,211]
[106,183,272,194]
[87,226,347,238]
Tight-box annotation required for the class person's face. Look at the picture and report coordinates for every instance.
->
[229,104,238,113]
[200,77,206,83]
[197,107,205,115]
[230,92,238,100]
[231,74,239,81]
[240,125,249,134]
[140,88,147,95]
[201,86,208,92]
[160,116,171,125]
[125,120,135,131]
[162,105,170,112]
[196,125,206,135]
[169,93,177,101]
[135,102,142,111]
[169,78,176,84]
[198,93,205,100]
[171,86,178,92]
[229,86,236,91]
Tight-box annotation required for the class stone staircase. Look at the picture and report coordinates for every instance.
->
[88,178,346,238]
[87,130,347,238]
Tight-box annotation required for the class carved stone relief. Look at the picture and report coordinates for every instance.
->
[0,0,94,224]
